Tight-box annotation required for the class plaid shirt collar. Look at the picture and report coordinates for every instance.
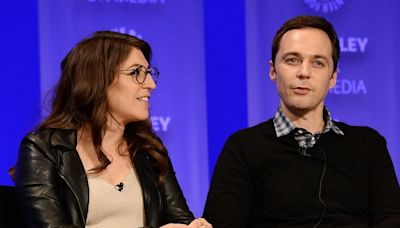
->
[273,106,344,138]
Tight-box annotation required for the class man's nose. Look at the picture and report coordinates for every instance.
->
[297,62,311,79]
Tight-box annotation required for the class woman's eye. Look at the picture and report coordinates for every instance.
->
[129,68,140,76]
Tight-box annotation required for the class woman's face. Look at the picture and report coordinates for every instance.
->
[106,47,156,126]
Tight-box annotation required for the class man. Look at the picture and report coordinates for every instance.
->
[203,15,400,227]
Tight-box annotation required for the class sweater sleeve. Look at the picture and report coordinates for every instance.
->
[367,130,400,227]
[203,135,253,228]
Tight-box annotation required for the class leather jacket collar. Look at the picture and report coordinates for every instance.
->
[17,128,194,227]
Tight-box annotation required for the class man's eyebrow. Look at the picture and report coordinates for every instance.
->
[281,52,329,61]
[281,52,301,58]
[312,55,329,61]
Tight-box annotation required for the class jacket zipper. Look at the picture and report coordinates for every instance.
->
[59,173,86,226]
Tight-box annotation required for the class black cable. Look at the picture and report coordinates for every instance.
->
[312,146,327,228]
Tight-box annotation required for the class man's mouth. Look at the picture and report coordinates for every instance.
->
[292,87,310,95]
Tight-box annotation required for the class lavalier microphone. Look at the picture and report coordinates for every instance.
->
[115,182,124,191]
[299,147,311,157]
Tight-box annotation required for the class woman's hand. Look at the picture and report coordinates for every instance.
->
[160,218,212,228]
[160,224,189,228]
[189,218,212,228]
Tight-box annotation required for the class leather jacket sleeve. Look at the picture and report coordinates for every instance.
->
[15,132,78,228]
[161,160,195,225]
[15,130,195,228]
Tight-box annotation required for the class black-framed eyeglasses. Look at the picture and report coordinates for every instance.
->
[120,65,159,84]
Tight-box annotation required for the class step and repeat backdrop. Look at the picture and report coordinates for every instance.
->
[1,0,399,217]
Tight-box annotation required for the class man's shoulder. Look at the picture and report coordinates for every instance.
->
[333,121,384,141]
[228,118,276,141]
[219,119,278,161]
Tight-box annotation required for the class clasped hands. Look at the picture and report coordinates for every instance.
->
[160,218,212,228]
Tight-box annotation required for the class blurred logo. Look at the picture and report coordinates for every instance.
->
[112,27,143,39]
[330,79,367,95]
[339,37,368,53]
[329,67,367,95]
[88,0,166,4]
[331,36,369,95]
[151,116,171,132]
[304,0,344,13]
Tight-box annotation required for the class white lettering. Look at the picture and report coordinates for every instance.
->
[150,116,171,132]
[347,37,357,52]
[88,0,165,3]
[357,80,367,94]
[357,37,368,52]
[339,37,347,52]
[158,116,171,131]
[339,37,368,53]
[112,27,143,39]
[330,79,367,95]
[151,117,160,131]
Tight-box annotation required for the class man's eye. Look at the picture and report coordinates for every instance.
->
[285,58,299,64]
[313,60,325,68]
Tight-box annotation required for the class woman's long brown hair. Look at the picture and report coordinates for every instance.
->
[15,31,168,185]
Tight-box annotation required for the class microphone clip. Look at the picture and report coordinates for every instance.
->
[115,182,124,191]
[299,148,311,158]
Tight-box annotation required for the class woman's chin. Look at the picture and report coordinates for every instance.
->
[128,113,149,122]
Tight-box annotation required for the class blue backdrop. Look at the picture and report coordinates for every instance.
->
[245,0,400,178]
[1,0,399,217]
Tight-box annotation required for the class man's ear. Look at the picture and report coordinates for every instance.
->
[329,69,338,89]
[269,60,276,82]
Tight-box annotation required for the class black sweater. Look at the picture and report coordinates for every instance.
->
[204,119,400,228]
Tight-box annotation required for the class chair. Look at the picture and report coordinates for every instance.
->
[0,185,26,228]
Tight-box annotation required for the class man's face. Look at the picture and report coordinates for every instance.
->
[269,27,337,115]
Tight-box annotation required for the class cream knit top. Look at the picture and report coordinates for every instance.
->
[85,169,144,228]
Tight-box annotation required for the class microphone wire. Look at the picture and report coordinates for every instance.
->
[313,146,327,228]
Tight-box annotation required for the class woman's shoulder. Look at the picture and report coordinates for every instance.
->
[22,128,77,150]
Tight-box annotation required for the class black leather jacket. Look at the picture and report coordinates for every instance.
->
[15,128,194,228]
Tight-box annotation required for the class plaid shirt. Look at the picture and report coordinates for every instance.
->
[273,107,344,150]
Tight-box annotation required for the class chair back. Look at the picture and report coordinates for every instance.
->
[0,185,26,228]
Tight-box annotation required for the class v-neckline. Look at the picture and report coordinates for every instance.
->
[91,168,133,188]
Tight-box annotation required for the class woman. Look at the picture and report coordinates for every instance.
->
[14,31,211,228]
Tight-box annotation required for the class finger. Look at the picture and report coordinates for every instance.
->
[160,223,188,228]
[196,218,212,226]
[188,219,202,227]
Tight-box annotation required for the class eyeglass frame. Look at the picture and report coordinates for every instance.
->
[120,65,159,84]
